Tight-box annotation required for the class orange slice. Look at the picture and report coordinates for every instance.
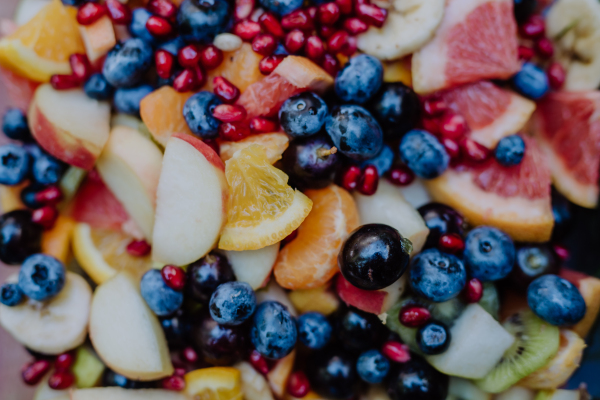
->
[219,133,289,164]
[185,367,243,400]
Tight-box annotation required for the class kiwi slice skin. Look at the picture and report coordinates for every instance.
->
[475,310,560,394]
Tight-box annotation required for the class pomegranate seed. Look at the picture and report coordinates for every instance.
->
[281,229,298,247]
[554,244,569,261]
[387,165,415,187]
[460,138,490,163]
[259,12,285,38]
[305,35,325,62]
[399,305,431,328]
[48,370,74,390]
[155,49,174,79]
[69,54,91,82]
[55,352,75,370]
[319,24,336,39]
[340,165,361,191]
[182,347,198,363]
[327,30,348,53]
[76,2,106,26]
[249,350,270,374]
[204,139,220,155]
[126,239,151,257]
[32,206,58,229]
[213,76,241,103]
[382,341,411,363]
[174,367,187,377]
[193,64,207,87]
[321,53,339,76]
[147,16,173,36]
[22,360,51,385]
[358,165,378,195]
[438,233,465,254]
[318,2,340,25]
[219,122,251,141]
[520,15,545,38]
[34,186,63,205]
[234,20,261,41]
[335,0,353,14]
[285,29,306,53]
[200,45,223,69]
[535,37,554,58]
[281,9,314,31]
[173,69,198,92]
[439,113,467,139]
[50,74,80,90]
[252,33,278,56]
[161,265,186,291]
[463,278,483,303]
[547,62,566,89]
[162,375,186,391]
[442,137,460,159]
[340,35,357,56]
[212,104,247,122]
[343,17,368,34]
[356,3,387,27]
[307,6,317,19]
[106,0,132,24]
[147,0,177,20]
[178,44,201,68]
[259,54,286,74]
[518,45,535,61]
[422,99,447,117]
[249,117,278,133]
[235,0,255,20]
[287,371,310,398]
[421,117,439,135]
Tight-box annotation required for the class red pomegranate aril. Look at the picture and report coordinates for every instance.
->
[126,239,151,257]
[327,30,348,53]
[305,35,325,62]
[460,138,491,163]
[76,2,106,26]
[234,20,261,41]
[55,352,75,370]
[155,49,175,79]
[50,74,80,90]
[382,341,411,363]
[399,305,431,328]
[106,0,132,24]
[161,265,186,291]
[421,117,439,135]
[281,229,298,247]
[22,360,51,386]
[547,62,566,89]
[174,367,187,377]
[287,371,310,398]
[182,347,198,364]
[438,233,465,254]
[387,165,415,187]
[463,278,483,303]
[422,99,447,117]
[356,3,387,27]
[318,2,340,25]
[281,9,314,31]
[335,0,353,14]
[178,44,201,68]
[147,0,177,20]
[259,12,285,38]
[518,45,535,61]
[340,165,361,191]
[319,24,336,39]
[442,137,460,159]
[249,117,278,133]
[235,0,255,20]
[439,113,467,139]
[553,244,569,261]
[32,206,58,229]
[340,35,357,56]
[307,6,317,19]
[173,69,198,92]
[343,17,368,34]
[322,53,339,76]
[252,33,278,56]
[34,185,63,205]
[249,350,270,375]
[200,45,223,69]
[69,54,92,82]
[535,37,554,58]
[212,104,247,122]
[204,139,220,155]
[220,122,251,141]
[285,29,306,53]
[48,370,75,390]
[193,64,207,87]
[213,76,241,103]
[259,54,286,74]
[358,165,378,195]
[520,15,545,38]
[146,16,173,36]
[162,375,186,391]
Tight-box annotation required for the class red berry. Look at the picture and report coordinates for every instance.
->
[249,350,270,374]
[281,9,314,31]
[327,30,348,53]
[161,265,186,291]
[235,0,255,20]
[321,53,339,76]
[204,139,220,155]
[358,165,378,195]
[252,33,278,56]
[178,44,201,68]
[249,117,278,133]
[281,229,298,247]
[518,45,535,61]
[34,186,63,205]
[535,37,554,58]
[340,35,357,56]
[200,45,224,69]
[340,165,361,191]
[233,20,261,41]
[547,62,566,90]
[50,74,80,90]
[106,0,132,24]
[174,367,187,377]
[319,24,336,39]
[335,0,353,14]
[438,233,465,254]
[306,5,317,19]
[155,49,175,79]
[399,305,431,328]
[381,341,411,363]
[55,351,75,370]
[421,117,439,135]
[213,76,241,103]
[212,104,247,122]
[441,137,460,159]
[439,113,467,139]
[305,35,325,62]
[173,69,198,92]
[343,17,368,34]
[356,3,387,27]
[48,370,74,390]
[32,206,58,229]
[126,239,151,257]
[259,12,285,38]
[69,54,92,82]
[146,16,173,37]
[463,278,483,303]
[182,347,198,363]
[219,122,251,141]
[285,29,306,53]
[460,138,491,163]
[422,99,447,117]
[76,2,106,26]
[147,0,177,20]
[387,165,415,187]
[162,375,186,391]
[193,64,207,87]
[287,371,310,398]
[520,15,545,38]
[259,54,286,75]
[22,360,51,386]
[318,2,340,25]
[553,244,569,261]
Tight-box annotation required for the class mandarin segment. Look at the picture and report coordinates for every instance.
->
[140,86,193,147]
[219,133,289,164]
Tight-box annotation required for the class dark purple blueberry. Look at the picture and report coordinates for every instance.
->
[416,321,450,355]
[418,203,466,249]
[325,104,383,161]
[281,135,339,190]
[18,254,66,301]
[409,248,467,303]
[250,301,297,359]
[177,0,231,42]
[509,243,559,290]
[387,357,448,400]
[279,92,328,138]
[113,85,154,116]
[0,283,24,307]
[0,144,30,186]
[551,189,571,241]
[333,306,386,353]
[191,312,248,365]
[527,275,586,326]
[20,183,47,209]
[307,348,358,399]
[140,269,184,317]
[463,226,515,282]
[103,369,156,388]
[102,39,153,88]
[0,210,43,265]
[335,54,383,104]
[209,282,256,326]
[399,130,449,179]
[494,135,525,167]
[371,82,420,139]
[2,108,32,142]
[160,309,192,349]
[356,349,389,384]
[187,252,235,303]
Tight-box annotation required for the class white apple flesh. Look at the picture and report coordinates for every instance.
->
[224,244,279,290]
[69,388,188,400]
[336,274,406,315]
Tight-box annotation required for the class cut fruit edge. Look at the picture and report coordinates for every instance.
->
[72,222,118,285]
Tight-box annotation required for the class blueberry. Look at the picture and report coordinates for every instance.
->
[335,54,383,104]
[31,151,66,185]
[84,73,114,101]
[158,37,186,56]
[356,349,390,384]
[307,348,358,399]
[370,82,420,139]
[0,144,30,185]
[387,357,449,400]
[187,252,235,303]
[0,283,24,307]
[18,254,66,301]
[60,0,86,5]
[102,39,154,88]
[129,9,158,45]
[512,63,549,100]
[339,224,411,291]
[250,301,297,359]
[509,243,559,290]
[2,109,32,142]
[416,321,450,355]
[418,203,466,249]
[258,0,303,16]
[514,0,537,23]
[334,307,386,353]
[114,85,154,116]
[281,135,339,190]
[209,281,256,326]
[0,210,43,265]
[409,248,467,303]
[274,43,290,55]
[325,105,383,161]
[140,269,184,317]
[103,369,155,389]
[160,310,192,349]
[177,0,231,42]
[359,144,394,176]
[551,190,571,241]
[463,226,515,281]
[191,311,248,365]
[297,312,332,349]
[399,130,449,179]
[527,275,586,326]
[495,134,525,167]
[279,92,328,138]
[183,91,223,139]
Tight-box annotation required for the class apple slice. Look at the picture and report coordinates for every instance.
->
[496,387,536,400]
[28,84,111,170]
[69,388,188,400]
[336,274,407,315]
[89,272,173,381]
[235,362,275,400]
[96,126,163,242]
[224,243,279,290]
[559,268,600,338]
[152,133,228,266]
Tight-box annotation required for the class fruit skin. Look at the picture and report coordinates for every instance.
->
[177,0,231,42]
[103,369,154,389]
[463,226,515,281]
[0,283,24,307]
[326,104,383,161]
[18,254,65,301]
[251,301,297,359]
[409,248,467,302]
[183,91,223,139]
[387,356,449,400]
[495,134,525,167]
[307,348,358,399]
[512,63,549,100]
[84,73,114,101]
[130,9,159,45]
[559,269,600,338]
[399,130,449,179]
[191,312,248,366]
[0,210,43,265]
[418,203,465,249]
[259,0,303,16]
[338,223,411,291]
[510,243,559,290]
[113,85,153,116]
[2,108,32,142]
[102,39,153,88]
[527,275,586,326]
[0,144,30,186]
[187,252,235,303]
[335,54,383,104]
[32,149,67,186]
[416,321,450,355]
[356,349,390,384]
[281,135,339,190]
[333,306,385,352]
[140,269,184,317]
[279,92,328,138]
[370,82,420,139]
[297,312,332,349]
[209,281,256,326]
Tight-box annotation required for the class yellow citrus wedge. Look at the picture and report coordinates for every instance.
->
[218,144,312,251]
[219,133,289,165]
[185,367,243,400]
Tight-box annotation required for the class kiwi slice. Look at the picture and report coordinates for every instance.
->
[475,310,560,394]
[478,282,500,320]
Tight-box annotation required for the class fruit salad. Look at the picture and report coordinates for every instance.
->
[0,0,598,398]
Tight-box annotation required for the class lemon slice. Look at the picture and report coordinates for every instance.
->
[218,144,312,251]
[185,367,243,400]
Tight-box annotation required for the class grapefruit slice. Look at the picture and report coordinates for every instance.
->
[425,136,554,242]
[436,81,536,147]
[412,0,519,94]
[530,91,600,209]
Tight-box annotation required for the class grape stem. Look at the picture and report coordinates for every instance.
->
[317,147,337,158]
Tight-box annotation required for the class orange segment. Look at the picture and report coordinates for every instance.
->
[219,133,289,164]
[274,185,359,290]
[205,43,263,93]
[41,215,75,264]
[140,86,193,147]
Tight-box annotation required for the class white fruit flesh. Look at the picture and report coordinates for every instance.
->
[496,387,536,400]
[89,272,173,381]
[427,304,515,379]
[14,0,51,25]
[234,362,275,400]
[33,373,70,400]
[540,390,581,400]
[69,388,188,400]
[225,244,280,290]
[399,179,432,209]
[447,377,491,400]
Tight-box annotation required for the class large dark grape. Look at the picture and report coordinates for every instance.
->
[160,309,192,349]
[307,348,358,399]
[0,210,43,265]
[186,252,235,303]
[333,307,386,353]
[281,135,339,190]
[371,82,420,139]
[387,357,448,400]
[418,203,466,249]
[190,312,248,366]
[551,189,572,241]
